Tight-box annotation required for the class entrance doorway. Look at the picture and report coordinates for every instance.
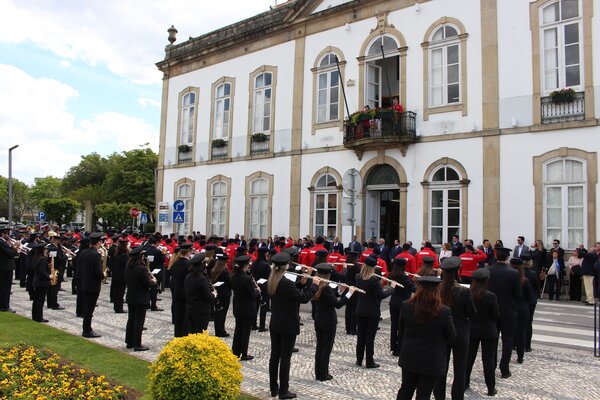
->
[364,164,400,245]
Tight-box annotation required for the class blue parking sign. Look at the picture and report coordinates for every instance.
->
[140,213,148,224]
[38,211,46,221]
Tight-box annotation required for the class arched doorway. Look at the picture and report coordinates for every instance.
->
[364,164,400,245]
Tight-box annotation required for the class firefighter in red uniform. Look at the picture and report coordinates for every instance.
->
[415,242,439,269]
[305,236,327,267]
[394,243,417,275]
[458,244,486,284]
[359,242,376,263]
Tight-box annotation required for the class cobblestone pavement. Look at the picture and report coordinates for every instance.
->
[8,280,600,400]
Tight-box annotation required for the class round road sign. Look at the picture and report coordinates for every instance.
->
[129,207,140,218]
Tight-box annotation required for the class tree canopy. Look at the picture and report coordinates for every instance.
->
[41,198,80,226]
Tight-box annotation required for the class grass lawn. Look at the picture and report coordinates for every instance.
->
[0,312,259,399]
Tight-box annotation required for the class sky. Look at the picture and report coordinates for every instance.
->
[0,0,277,185]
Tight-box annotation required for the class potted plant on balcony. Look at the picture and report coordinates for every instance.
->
[550,88,576,104]
[251,132,268,142]
[212,138,227,148]
[178,144,192,153]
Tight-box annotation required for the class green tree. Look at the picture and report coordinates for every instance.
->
[62,153,109,194]
[41,198,80,226]
[95,202,142,230]
[0,176,31,221]
[30,176,63,211]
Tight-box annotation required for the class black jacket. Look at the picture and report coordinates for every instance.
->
[185,271,213,315]
[78,247,104,293]
[230,271,259,318]
[470,291,499,340]
[170,257,191,302]
[111,252,128,283]
[355,275,392,318]
[389,273,416,309]
[487,263,522,319]
[212,269,232,299]
[582,252,598,276]
[446,285,477,346]
[270,276,316,335]
[313,285,348,328]
[251,258,271,294]
[125,263,156,306]
[32,257,51,288]
[398,302,456,376]
[524,268,540,304]
[0,238,17,272]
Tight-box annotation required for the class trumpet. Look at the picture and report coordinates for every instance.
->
[61,245,74,261]
[9,238,29,255]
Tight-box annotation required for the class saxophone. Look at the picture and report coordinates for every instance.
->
[50,256,58,286]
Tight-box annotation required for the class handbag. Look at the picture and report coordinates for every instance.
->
[547,263,557,276]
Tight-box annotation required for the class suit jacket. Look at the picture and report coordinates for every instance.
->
[398,303,456,376]
[111,252,128,283]
[355,275,392,318]
[269,276,315,335]
[170,257,191,302]
[145,246,165,277]
[513,244,530,258]
[213,269,232,299]
[348,241,362,253]
[125,263,155,306]
[185,271,213,315]
[524,268,540,304]
[313,285,348,328]
[447,285,477,346]
[451,241,464,256]
[379,245,391,265]
[389,273,416,309]
[32,257,51,288]
[470,291,499,340]
[331,241,344,254]
[487,263,522,319]
[230,271,259,318]
[0,238,17,272]
[78,247,104,293]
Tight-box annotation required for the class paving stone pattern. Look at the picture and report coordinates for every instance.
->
[8,280,600,400]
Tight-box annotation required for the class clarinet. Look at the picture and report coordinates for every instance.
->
[205,261,223,312]
[248,267,266,307]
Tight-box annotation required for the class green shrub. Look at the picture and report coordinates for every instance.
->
[148,333,242,400]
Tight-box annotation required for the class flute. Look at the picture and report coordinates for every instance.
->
[372,274,404,288]
[284,270,366,294]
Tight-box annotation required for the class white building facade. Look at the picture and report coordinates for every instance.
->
[156,0,599,250]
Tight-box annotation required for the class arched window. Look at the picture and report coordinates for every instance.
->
[210,181,227,236]
[214,82,231,139]
[429,166,461,245]
[249,178,269,239]
[176,182,192,235]
[364,35,401,109]
[314,173,338,239]
[544,158,585,248]
[541,0,582,93]
[180,92,195,145]
[316,53,340,123]
[253,72,272,134]
[429,25,460,106]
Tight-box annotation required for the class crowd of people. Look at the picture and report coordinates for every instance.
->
[1,222,600,399]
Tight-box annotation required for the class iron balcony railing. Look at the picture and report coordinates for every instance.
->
[211,143,229,160]
[541,92,585,124]
[250,135,270,155]
[344,110,417,144]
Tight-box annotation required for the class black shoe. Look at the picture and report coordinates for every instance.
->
[251,326,258,330]
[279,392,297,399]
[126,344,134,349]
[501,371,511,379]
[291,348,299,353]
[517,357,523,364]
[82,331,101,338]
[142,327,147,330]
[115,310,126,314]
[216,333,230,337]
[323,374,333,381]
[76,314,83,318]
[347,331,357,335]
[150,307,164,312]
[51,306,65,310]
[240,355,254,361]
[392,351,400,357]
[487,389,497,396]
[156,298,162,301]
[258,328,269,332]
[35,318,49,323]
[366,363,380,369]
[355,360,362,366]
[134,346,149,352]
[271,390,278,397]
[525,348,532,352]
[0,309,16,313]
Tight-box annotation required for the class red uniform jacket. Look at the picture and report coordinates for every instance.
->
[395,251,417,274]
[415,248,440,268]
[459,250,487,278]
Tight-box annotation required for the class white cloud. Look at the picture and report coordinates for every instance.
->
[138,97,161,108]
[0,0,277,85]
[0,64,158,184]
[59,60,70,68]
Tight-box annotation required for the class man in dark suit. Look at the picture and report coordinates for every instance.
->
[407,241,418,257]
[451,235,464,256]
[487,247,522,378]
[513,236,530,259]
[0,223,18,313]
[78,232,105,338]
[331,236,344,254]
[482,239,495,267]
[377,238,391,268]
[348,235,362,253]
[390,240,401,259]
[548,239,566,287]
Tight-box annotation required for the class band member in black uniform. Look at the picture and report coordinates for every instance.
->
[125,245,157,351]
[107,234,118,303]
[46,235,66,310]
[397,276,456,400]
[211,253,231,337]
[510,257,534,364]
[73,237,90,317]
[145,237,165,311]
[344,250,359,335]
[388,258,416,355]
[31,243,50,322]
[0,223,18,313]
[231,255,259,360]
[355,256,392,368]
[78,232,106,338]
[521,253,539,352]
[434,256,476,400]
[465,268,499,397]
[170,243,193,337]
[25,234,38,300]
[487,247,522,379]
[268,252,317,399]
[313,262,353,381]
[111,237,129,313]
[185,253,214,333]
[418,255,438,277]
[252,247,271,331]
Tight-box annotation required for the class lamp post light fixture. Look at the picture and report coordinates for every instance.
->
[8,144,19,224]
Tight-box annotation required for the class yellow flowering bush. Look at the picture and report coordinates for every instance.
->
[0,345,127,399]
[148,332,242,400]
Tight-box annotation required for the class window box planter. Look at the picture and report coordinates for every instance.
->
[178,144,192,153]
[251,132,268,142]
[212,139,227,148]
[550,88,576,104]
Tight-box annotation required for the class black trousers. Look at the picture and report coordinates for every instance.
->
[526,303,536,350]
[257,294,269,329]
[356,316,379,364]
[515,306,529,360]
[397,369,438,400]
[81,291,100,334]
[466,337,496,394]
[32,286,48,321]
[75,289,83,316]
[0,269,13,310]
[232,315,253,357]
[434,342,468,400]
[172,299,188,337]
[112,280,126,312]
[547,274,560,300]
[46,284,59,308]
[496,317,517,375]
[188,310,210,334]
[150,286,159,309]
[26,270,34,300]
[269,332,296,395]
[390,303,401,352]
[125,304,147,348]
[315,323,336,379]
[570,274,582,301]
[345,295,357,333]
[214,296,230,336]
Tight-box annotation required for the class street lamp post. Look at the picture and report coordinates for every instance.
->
[8,145,19,223]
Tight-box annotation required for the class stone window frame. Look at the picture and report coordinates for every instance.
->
[308,167,343,239]
[173,177,195,235]
[205,174,231,237]
[421,158,470,243]
[244,171,274,240]
[311,47,346,134]
[176,87,199,162]
[530,0,595,124]
[247,65,278,153]
[209,77,236,158]
[421,17,469,121]
[533,147,597,249]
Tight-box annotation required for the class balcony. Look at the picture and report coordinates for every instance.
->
[250,134,270,155]
[177,145,193,164]
[344,110,417,159]
[541,91,585,124]
[211,141,229,160]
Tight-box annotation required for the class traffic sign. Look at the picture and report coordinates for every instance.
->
[129,207,140,218]
[139,213,148,225]
[173,211,185,223]
[342,168,362,196]
[173,200,185,212]
[38,211,46,221]
[158,213,169,223]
